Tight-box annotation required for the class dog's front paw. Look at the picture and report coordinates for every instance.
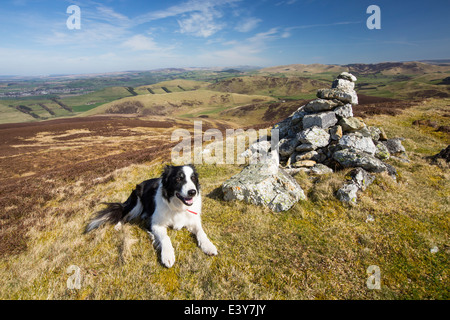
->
[161,246,176,268]
[201,241,218,256]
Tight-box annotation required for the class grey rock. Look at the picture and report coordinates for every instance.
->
[277,137,298,157]
[333,148,387,173]
[290,105,307,125]
[295,150,319,161]
[374,142,390,160]
[333,104,353,119]
[272,116,292,139]
[332,78,355,92]
[250,140,272,154]
[317,88,358,105]
[337,72,357,82]
[339,117,366,132]
[292,160,316,168]
[303,99,341,113]
[348,167,375,191]
[295,143,316,152]
[302,111,338,129]
[338,132,377,155]
[311,164,333,175]
[222,163,306,212]
[337,183,359,204]
[297,127,330,149]
[381,138,406,155]
[367,126,382,141]
[330,125,343,141]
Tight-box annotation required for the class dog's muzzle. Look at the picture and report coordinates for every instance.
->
[176,190,196,206]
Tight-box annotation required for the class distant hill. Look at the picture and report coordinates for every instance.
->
[134,79,210,95]
[207,76,329,98]
[259,61,450,76]
[81,89,275,120]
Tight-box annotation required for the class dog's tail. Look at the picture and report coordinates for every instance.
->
[84,202,124,233]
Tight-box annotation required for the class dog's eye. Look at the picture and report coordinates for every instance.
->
[191,175,197,182]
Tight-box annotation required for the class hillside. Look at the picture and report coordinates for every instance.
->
[81,89,276,119]
[0,86,134,124]
[207,76,328,99]
[134,79,210,95]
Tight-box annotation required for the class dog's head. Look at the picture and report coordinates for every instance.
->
[161,164,200,206]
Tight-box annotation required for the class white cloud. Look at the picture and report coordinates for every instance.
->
[122,34,160,51]
[235,17,262,33]
[177,10,224,37]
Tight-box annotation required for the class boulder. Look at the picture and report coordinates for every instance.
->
[278,137,297,157]
[302,111,338,129]
[367,126,382,141]
[295,143,316,152]
[250,140,272,154]
[317,88,358,105]
[293,160,316,168]
[290,105,307,125]
[374,142,390,160]
[337,183,359,204]
[297,127,330,149]
[332,78,355,92]
[333,148,387,173]
[381,138,406,155]
[303,99,341,113]
[333,104,353,119]
[272,117,292,139]
[347,167,375,191]
[330,125,343,141]
[337,72,357,82]
[222,163,306,212]
[311,164,333,175]
[295,150,319,161]
[379,127,388,141]
[338,132,377,155]
[339,117,366,132]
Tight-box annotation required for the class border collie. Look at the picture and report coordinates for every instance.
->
[85,165,218,268]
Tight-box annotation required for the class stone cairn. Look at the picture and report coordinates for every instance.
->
[222,72,407,210]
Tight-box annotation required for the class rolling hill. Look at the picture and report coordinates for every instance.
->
[81,89,276,119]
[134,79,210,95]
[207,75,328,99]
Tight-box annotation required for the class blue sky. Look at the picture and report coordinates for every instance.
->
[0,0,449,75]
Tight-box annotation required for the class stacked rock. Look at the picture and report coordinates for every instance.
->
[270,72,406,203]
[225,72,407,209]
[273,72,361,170]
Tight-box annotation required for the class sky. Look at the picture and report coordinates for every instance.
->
[0,0,449,76]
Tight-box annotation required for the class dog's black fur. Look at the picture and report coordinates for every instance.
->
[85,164,200,233]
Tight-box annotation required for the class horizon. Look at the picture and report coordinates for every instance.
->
[1,0,450,76]
[1,59,450,79]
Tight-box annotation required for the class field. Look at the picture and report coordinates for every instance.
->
[0,93,448,299]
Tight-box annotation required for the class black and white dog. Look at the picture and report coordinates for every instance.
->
[85,165,217,268]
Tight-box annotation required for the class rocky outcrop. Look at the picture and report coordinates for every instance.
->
[222,163,306,212]
[223,72,405,209]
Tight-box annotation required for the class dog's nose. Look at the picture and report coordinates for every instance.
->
[187,189,197,197]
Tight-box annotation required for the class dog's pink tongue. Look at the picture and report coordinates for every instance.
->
[186,198,193,204]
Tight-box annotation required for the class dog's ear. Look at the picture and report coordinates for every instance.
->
[161,165,173,185]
